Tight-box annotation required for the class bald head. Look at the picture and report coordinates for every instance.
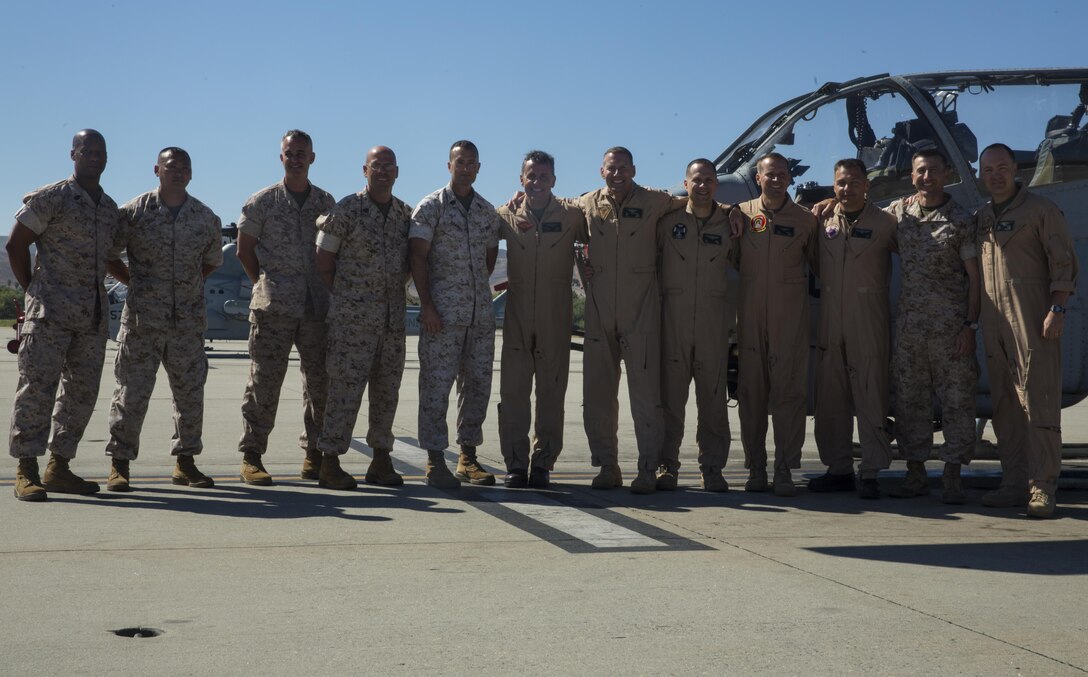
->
[364,145,398,201]
[72,129,105,151]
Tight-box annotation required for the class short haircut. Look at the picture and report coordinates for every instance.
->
[756,152,789,172]
[980,142,1017,165]
[911,148,948,167]
[523,150,555,171]
[158,147,191,165]
[450,139,479,159]
[282,129,313,147]
[686,158,716,175]
[834,158,868,175]
[72,129,105,150]
[603,146,634,163]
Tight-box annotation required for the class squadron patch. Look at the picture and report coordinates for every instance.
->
[672,223,687,240]
[824,225,840,239]
[751,214,768,232]
[996,220,1015,232]
[516,220,533,232]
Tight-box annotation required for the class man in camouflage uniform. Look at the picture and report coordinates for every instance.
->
[808,159,898,500]
[495,150,587,489]
[6,130,119,501]
[733,153,819,497]
[658,159,737,493]
[312,146,412,491]
[103,147,223,491]
[409,140,501,489]
[578,147,682,495]
[886,149,980,503]
[236,130,335,485]
[977,143,1078,518]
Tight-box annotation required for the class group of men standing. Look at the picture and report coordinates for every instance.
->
[5,130,1078,519]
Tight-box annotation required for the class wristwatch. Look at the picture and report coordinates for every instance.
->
[963,320,979,331]
[1050,304,1066,314]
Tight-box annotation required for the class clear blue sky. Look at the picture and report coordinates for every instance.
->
[2,0,1085,222]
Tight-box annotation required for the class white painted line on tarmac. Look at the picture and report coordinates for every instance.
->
[474,487,668,549]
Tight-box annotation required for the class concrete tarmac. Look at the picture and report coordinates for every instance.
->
[2,333,1087,675]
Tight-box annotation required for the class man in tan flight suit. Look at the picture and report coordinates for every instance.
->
[495,150,587,489]
[236,130,336,485]
[977,143,1078,518]
[578,147,680,494]
[658,159,737,492]
[808,159,897,500]
[733,153,819,497]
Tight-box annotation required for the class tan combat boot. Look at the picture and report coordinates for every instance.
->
[365,449,404,487]
[1027,487,1056,519]
[107,458,132,493]
[941,462,966,505]
[42,454,99,495]
[455,446,495,486]
[773,468,796,497]
[591,464,623,489]
[240,452,273,486]
[173,454,215,488]
[14,458,47,502]
[745,466,768,492]
[890,461,930,498]
[426,451,460,489]
[300,448,322,481]
[630,469,657,495]
[655,468,678,491]
[702,470,729,493]
[318,454,357,491]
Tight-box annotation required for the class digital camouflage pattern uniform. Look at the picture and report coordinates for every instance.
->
[977,187,1078,495]
[105,191,222,460]
[495,197,587,473]
[733,197,819,473]
[315,190,412,456]
[9,177,119,460]
[410,185,501,452]
[887,196,978,463]
[658,201,736,475]
[236,182,335,457]
[577,185,677,472]
[813,202,898,479]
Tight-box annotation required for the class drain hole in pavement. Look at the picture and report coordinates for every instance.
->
[111,627,163,638]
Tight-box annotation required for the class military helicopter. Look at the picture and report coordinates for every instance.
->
[107,226,508,343]
[688,68,1088,418]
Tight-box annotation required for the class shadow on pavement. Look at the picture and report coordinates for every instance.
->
[51,482,465,521]
[806,539,1088,575]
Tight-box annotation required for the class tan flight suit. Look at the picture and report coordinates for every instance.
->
[734,197,819,472]
[658,202,735,474]
[977,187,1078,495]
[495,197,587,473]
[578,184,676,472]
[813,202,897,479]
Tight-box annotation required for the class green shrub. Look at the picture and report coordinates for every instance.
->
[0,285,23,320]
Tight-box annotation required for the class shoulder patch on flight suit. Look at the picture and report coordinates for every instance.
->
[702,233,722,245]
[621,207,643,218]
[852,228,873,239]
[773,224,795,237]
[672,223,687,240]
[541,222,562,233]
[751,214,768,232]
[996,220,1015,232]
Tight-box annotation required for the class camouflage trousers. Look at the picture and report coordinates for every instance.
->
[105,323,207,460]
[417,323,495,452]
[238,311,328,456]
[660,344,731,475]
[893,323,979,463]
[317,327,406,456]
[9,322,107,459]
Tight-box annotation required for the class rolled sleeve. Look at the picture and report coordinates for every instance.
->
[236,200,264,238]
[316,230,341,253]
[14,204,46,234]
[409,199,438,242]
